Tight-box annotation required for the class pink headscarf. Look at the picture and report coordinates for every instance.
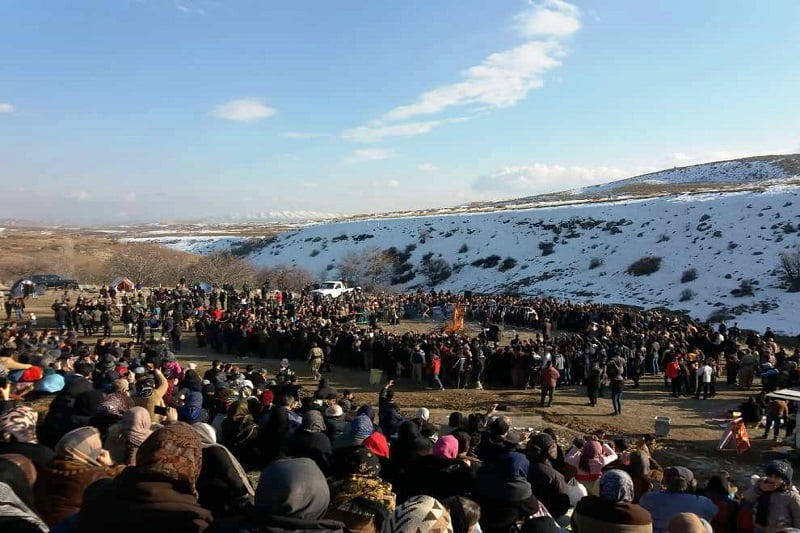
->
[432,435,459,459]
[579,440,602,472]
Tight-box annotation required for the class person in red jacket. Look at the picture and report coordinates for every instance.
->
[666,357,683,398]
[539,362,560,407]
[426,353,445,391]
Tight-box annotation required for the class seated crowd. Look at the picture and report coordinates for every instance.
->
[1,335,799,533]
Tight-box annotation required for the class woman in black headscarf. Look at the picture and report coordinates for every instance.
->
[0,456,48,532]
[220,400,260,468]
[192,423,254,520]
[473,450,541,533]
[287,410,332,475]
[210,457,346,532]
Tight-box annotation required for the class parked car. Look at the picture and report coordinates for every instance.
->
[24,274,80,290]
[310,280,359,299]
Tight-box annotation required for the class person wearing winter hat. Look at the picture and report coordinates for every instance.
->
[526,432,570,520]
[382,494,453,533]
[640,466,718,533]
[743,459,800,532]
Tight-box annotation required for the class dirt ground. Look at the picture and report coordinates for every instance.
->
[14,289,795,488]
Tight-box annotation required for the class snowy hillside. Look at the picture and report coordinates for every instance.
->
[249,184,800,334]
[122,236,248,254]
[581,154,799,194]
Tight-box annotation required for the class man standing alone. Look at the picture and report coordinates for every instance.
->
[539,361,560,407]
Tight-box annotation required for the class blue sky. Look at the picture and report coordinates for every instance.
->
[1,0,798,223]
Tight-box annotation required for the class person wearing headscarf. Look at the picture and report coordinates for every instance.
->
[572,469,653,532]
[526,432,570,520]
[743,459,800,533]
[0,406,54,470]
[179,391,209,425]
[325,447,396,533]
[473,451,541,533]
[287,410,333,475]
[0,455,48,533]
[699,472,738,533]
[220,400,260,468]
[192,423,254,520]
[640,465,718,533]
[91,391,134,439]
[565,438,618,496]
[210,457,346,532]
[401,434,475,503]
[104,406,153,466]
[620,449,653,503]
[78,422,213,533]
[71,390,106,428]
[441,496,481,533]
[363,431,390,460]
[34,426,120,527]
[382,494,453,533]
[258,394,295,466]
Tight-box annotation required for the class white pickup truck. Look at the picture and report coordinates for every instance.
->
[311,280,358,299]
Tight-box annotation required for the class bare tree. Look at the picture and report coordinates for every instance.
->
[107,243,172,286]
[779,247,800,292]
[107,243,196,287]
[188,251,256,288]
[333,248,395,290]
[257,265,314,292]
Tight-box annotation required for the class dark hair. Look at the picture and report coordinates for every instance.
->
[451,430,471,455]
[449,411,465,429]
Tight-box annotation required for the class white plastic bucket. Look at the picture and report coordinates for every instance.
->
[369,368,384,385]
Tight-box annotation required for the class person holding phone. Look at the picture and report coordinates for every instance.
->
[132,368,169,421]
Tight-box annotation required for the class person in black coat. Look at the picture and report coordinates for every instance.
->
[209,458,345,533]
[526,433,570,520]
[287,411,332,475]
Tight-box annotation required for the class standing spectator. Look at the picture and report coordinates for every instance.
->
[539,362,559,407]
[763,398,788,441]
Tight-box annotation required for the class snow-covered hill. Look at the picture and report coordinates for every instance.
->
[581,154,800,194]
[249,184,800,333]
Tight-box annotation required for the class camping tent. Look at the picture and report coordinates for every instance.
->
[110,276,136,292]
[9,279,43,298]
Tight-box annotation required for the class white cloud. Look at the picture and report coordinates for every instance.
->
[176,4,205,15]
[281,131,327,139]
[211,98,276,121]
[0,102,14,114]
[343,148,396,164]
[123,192,137,202]
[671,152,693,162]
[418,163,438,171]
[341,117,468,143]
[387,180,400,188]
[515,0,581,37]
[473,163,628,193]
[65,191,91,201]
[381,1,580,122]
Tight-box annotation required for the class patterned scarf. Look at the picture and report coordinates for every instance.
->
[0,406,38,444]
[383,495,452,533]
[136,422,202,495]
[331,447,395,514]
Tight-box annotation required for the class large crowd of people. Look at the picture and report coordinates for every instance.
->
[0,281,799,532]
